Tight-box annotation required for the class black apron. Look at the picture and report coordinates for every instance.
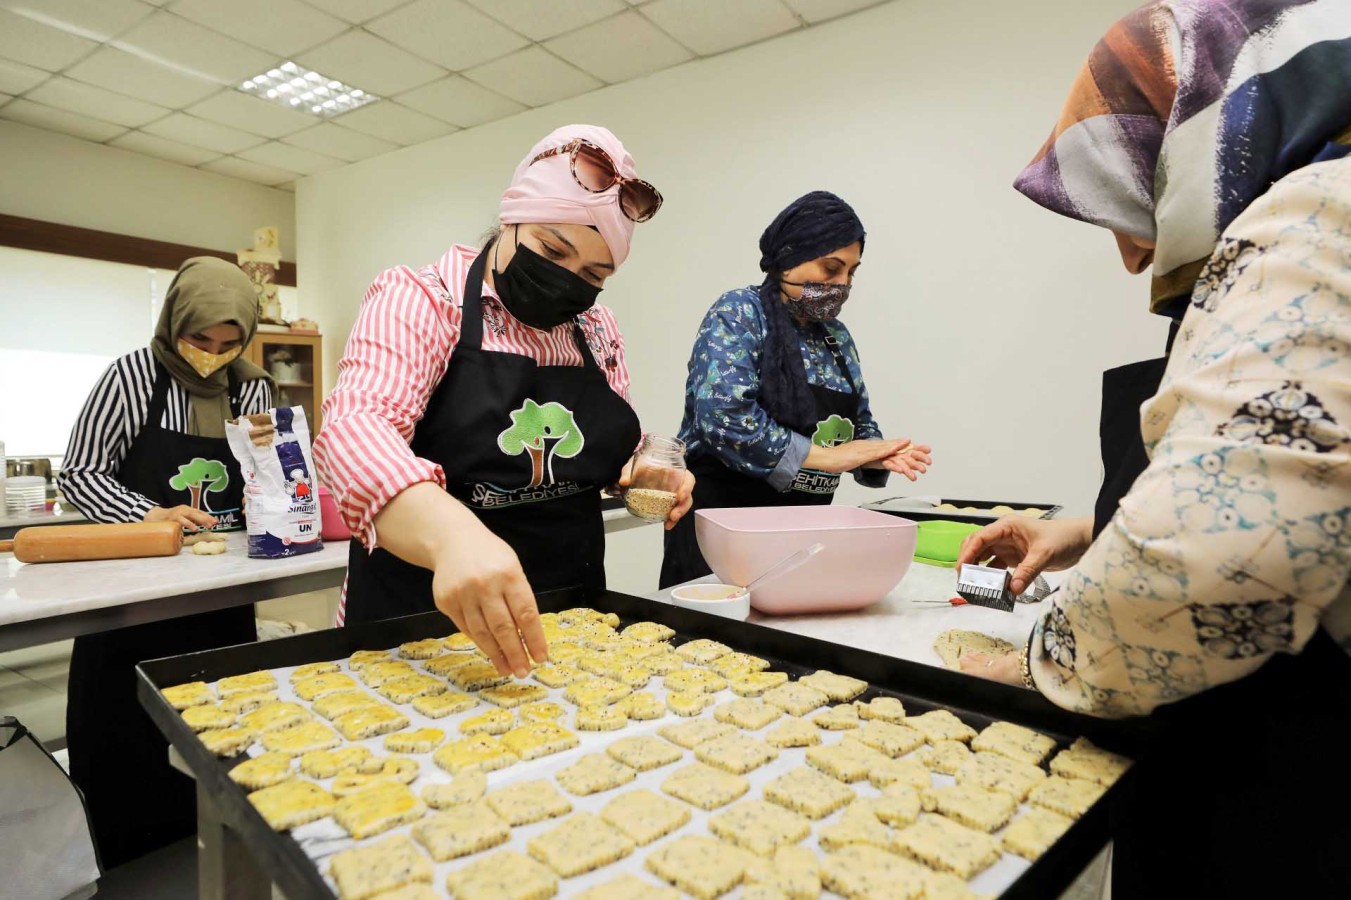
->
[66,364,258,868]
[1093,338,1351,897]
[342,252,641,624]
[660,328,860,588]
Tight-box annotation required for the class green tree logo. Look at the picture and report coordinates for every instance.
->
[497,400,585,487]
[168,457,230,512]
[812,414,855,448]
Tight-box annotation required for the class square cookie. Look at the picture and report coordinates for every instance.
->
[1029,775,1106,819]
[432,735,519,774]
[972,721,1057,766]
[480,682,549,708]
[765,717,822,749]
[715,698,782,731]
[1049,738,1131,786]
[908,710,977,744]
[484,779,572,826]
[763,766,855,819]
[500,722,579,761]
[763,682,829,716]
[333,705,409,741]
[600,789,691,845]
[844,720,925,757]
[674,639,732,664]
[449,661,511,692]
[799,670,868,702]
[607,735,683,772]
[660,762,750,810]
[410,803,509,861]
[411,690,477,719]
[445,850,557,900]
[915,740,972,775]
[893,814,1001,879]
[820,844,930,900]
[459,708,513,736]
[557,753,637,796]
[870,756,932,791]
[574,874,679,900]
[328,835,432,900]
[527,812,635,878]
[229,751,294,790]
[1003,807,1074,861]
[645,835,755,900]
[805,741,885,783]
[659,718,736,750]
[730,671,790,697]
[248,780,335,831]
[694,733,778,775]
[955,751,1048,801]
[333,782,426,839]
[420,771,488,809]
[709,799,810,856]
[921,783,1019,832]
[260,721,341,756]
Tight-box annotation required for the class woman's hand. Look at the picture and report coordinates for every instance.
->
[864,442,933,481]
[807,438,911,474]
[617,463,695,531]
[956,515,1094,595]
[145,505,217,531]
[958,650,1024,686]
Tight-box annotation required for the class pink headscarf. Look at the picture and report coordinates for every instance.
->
[499,124,639,269]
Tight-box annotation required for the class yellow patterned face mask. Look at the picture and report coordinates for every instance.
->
[176,338,242,378]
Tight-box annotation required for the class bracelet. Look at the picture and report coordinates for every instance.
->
[1019,639,1036,690]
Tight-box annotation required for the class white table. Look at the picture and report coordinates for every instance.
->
[0,506,86,539]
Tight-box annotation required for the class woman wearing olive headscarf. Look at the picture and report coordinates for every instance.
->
[59,256,274,866]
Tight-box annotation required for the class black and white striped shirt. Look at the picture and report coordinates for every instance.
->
[58,347,272,524]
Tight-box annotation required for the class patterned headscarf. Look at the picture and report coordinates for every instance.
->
[1015,0,1351,314]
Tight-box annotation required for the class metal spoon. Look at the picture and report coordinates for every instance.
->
[734,543,826,597]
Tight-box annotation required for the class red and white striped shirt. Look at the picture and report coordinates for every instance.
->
[315,242,634,563]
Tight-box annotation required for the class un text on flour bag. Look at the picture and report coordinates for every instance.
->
[226,407,323,558]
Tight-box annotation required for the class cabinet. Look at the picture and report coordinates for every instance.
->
[244,330,323,433]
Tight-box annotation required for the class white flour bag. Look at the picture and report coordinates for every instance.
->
[227,406,323,558]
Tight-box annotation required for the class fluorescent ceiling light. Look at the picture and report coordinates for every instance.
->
[239,61,377,119]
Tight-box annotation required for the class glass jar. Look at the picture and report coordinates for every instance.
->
[624,435,686,522]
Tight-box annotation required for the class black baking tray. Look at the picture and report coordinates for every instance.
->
[865,497,1065,525]
[138,587,1157,900]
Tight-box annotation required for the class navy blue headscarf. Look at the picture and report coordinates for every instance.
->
[757,191,866,434]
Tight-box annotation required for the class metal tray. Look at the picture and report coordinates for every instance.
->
[865,497,1065,526]
[137,587,1153,900]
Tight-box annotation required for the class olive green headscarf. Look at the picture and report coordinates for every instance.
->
[149,257,273,438]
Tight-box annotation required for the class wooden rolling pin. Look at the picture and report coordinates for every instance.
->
[0,521,184,563]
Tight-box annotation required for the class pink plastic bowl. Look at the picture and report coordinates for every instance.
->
[694,506,917,615]
[318,486,351,542]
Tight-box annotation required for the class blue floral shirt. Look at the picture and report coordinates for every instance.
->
[677,286,886,491]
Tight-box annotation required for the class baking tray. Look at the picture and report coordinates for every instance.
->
[864,497,1064,526]
[137,587,1155,900]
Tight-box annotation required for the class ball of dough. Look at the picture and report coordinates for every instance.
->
[191,540,228,556]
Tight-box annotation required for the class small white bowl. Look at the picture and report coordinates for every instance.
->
[669,583,750,621]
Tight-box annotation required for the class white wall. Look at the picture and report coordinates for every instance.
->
[298,0,1165,594]
[0,121,296,259]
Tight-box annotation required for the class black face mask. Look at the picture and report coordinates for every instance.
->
[493,230,602,330]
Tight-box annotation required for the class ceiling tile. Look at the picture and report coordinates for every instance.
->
[0,0,155,42]
[0,8,98,71]
[0,57,50,95]
[394,74,523,128]
[168,0,348,58]
[187,90,316,138]
[26,76,170,128]
[640,0,799,55]
[113,10,277,84]
[110,129,220,165]
[296,29,446,97]
[282,121,398,162]
[333,100,455,145]
[65,46,218,107]
[545,10,692,83]
[366,0,528,72]
[781,0,884,23]
[463,47,601,108]
[143,111,266,153]
[237,140,342,175]
[463,0,623,42]
[201,155,297,186]
[0,99,126,142]
[300,0,407,24]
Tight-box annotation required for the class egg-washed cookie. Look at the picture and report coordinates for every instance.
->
[564,676,631,707]
[484,779,572,826]
[360,661,417,688]
[377,674,445,705]
[559,606,607,625]
[459,708,513,736]
[299,746,372,779]
[356,755,419,783]
[675,638,733,665]
[294,672,358,702]
[444,850,558,900]
[398,639,444,660]
[546,641,588,664]
[894,814,1002,879]
[844,720,926,757]
[348,649,392,670]
[1029,775,1106,819]
[1002,807,1074,861]
[422,654,475,677]
[664,668,727,694]
[448,661,510,692]
[218,671,277,698]
[410,690,477,719]
[332,773,405,798]
[763,682,829,716]
[228,751,294,790]
[1049,737,1131,786]
[909,709,977,744]
[238,701,309,734]
[289,661,340,682]
[871,756,932,791]
[798,670,868,702]
[916,739,973,775]
[162,681,213,710]
[666,690,714,717]
[621,621,675,643]
[922,783,1019,832]
[313,690,382,720]
[574,874,680,900]
[248,779,335,831]
[730,671,790,697]
[528,812,635,878]
[709,799,810,857]
[745,845,820,900]
[637,650,684,675]
[715,697,782,731]
[420,771,487,809]
[955,750,1048,801]
[707,652,771,678]
[409,803,509,861]
[198,727,254,757]
[220,690,277,716]
[333,705,410,741]
[181,704,234,732]
[334,781,426,839]
[645,834,756,900]
[971,720,1057,766]
[854,695,907,723]
[817,806,893,852]
[517,700,566,722]
[262,721,341,756]
[694,733,778,775]
[764,717,821,749]
[442,632,481,653]
[531,663,585,688]
[811,704,861,731]
[599,788,690,845]
[577,705,628,731]
[556,753,637,796]
[820,843,931,900]
[660,762,749,811]
[384,728,445,754]
[499,722,579,761]
[764,766,856,819]
[805,740,885,783]
[432,734,518,774]
[606,735,683,772]
[479,682,548,708]
[328,834,433,900]
[614,691,664,721]
[659,718,735,749]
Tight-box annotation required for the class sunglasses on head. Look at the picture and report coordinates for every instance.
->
[530,139,663,223]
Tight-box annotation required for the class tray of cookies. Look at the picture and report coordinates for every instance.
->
[137,587,1154,900]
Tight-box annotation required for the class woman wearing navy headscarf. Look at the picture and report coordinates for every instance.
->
[660,191,932,588]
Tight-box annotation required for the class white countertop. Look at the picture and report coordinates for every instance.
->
[0,507,86,531]
[649,561,1045,671]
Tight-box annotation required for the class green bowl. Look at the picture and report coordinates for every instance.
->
[913,520,982,568]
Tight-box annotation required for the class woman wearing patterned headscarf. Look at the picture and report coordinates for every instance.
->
[316,125,689,677]
[958,2,1351,894]
[660,191,932,588]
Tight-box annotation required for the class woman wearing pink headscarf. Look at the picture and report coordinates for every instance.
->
[316,125,688,674]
